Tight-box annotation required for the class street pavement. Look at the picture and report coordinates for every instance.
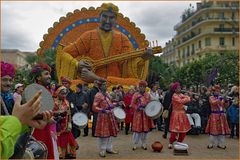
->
[76,129,239,159]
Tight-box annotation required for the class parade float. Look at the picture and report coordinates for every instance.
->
[37,3,162,91]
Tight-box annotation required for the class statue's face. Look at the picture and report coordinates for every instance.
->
[99,11,116,31]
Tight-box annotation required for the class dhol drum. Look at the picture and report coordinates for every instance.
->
[72,112,88,129]
[23,140,48,159]
[145,101,163,119]
[113,107,126,122]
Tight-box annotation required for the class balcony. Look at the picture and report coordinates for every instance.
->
[214,28,239,33]
[182,32,200,43]
[176,17,239,36]
[174,3,239,30]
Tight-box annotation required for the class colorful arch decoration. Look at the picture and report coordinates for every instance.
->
[37,6,149,55]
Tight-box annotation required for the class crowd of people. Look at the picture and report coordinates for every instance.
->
[1,59,239,159]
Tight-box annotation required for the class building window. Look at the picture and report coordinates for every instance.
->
[178,50,181,58]
[182,48,185,58]
[187,46,190,57]
[232,12,235,19]
[219,12,225,19]
[199,40,202,48]
[232,37,235,46]
[198,28,201,34]
[191,44,195,54]
[205,37,211,46]
[219,24,224,29]
[219,37,225,46]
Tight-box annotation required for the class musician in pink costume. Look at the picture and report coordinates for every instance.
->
[53,86,77,158]
[205,85,230,149]
[92,81,119,157]
[168,82,191,149]
[131,80,154,150]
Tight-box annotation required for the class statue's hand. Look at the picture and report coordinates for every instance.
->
[78,60,92,72]
[141,47,154,60]
[80,68,104,83]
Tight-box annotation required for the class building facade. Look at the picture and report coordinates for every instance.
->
[162,0,239,67]
[1,49,35,68]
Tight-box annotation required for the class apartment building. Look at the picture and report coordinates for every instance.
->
[162,0,239,67]
[1,49,35,68]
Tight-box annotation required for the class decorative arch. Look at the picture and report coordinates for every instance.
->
[37,6,149,55]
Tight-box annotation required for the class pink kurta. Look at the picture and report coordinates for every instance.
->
[131,92,154,133]
[93,92,119,137]
[53,98,77,157]
[205,96,230,135]
[169,93,191,133]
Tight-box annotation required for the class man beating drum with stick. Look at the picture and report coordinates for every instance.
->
[131,80,155,150]
[92,81,119,157]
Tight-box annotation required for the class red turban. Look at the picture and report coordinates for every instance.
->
[60,76,71,84]
[139,80,147,87]
[31,63,51,75]
[171,82,181,92]
[0,61,15,78]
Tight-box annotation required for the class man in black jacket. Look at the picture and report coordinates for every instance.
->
[73,84,89,137]
[162,84,174,139]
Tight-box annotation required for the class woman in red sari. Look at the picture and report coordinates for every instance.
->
[123,86,135,135]
[92,81,119,157]
[53,86,77,159]
[205,85,230,149]
[131,81,154,150]
[168,82,191,149]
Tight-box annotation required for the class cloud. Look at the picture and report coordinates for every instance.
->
[1,1,198,51]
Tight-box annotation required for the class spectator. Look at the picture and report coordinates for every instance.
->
[13,83,24,101]
[227,97,239,138]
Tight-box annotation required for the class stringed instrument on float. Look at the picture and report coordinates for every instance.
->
[74,46,162,71]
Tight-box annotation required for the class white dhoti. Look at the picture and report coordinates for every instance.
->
[187,113,201,127]
[209,135,225,146]
[132,132,148,147]
[98,137,113,152]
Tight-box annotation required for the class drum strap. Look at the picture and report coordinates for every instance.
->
[104,95,113,110]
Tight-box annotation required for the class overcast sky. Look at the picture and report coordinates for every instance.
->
[1,1,199,52]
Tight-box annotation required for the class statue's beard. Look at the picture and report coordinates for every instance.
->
[100,23,114,32]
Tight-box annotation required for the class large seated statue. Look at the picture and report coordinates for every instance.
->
[37,3,161,87]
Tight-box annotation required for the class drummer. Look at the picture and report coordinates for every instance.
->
[92,81,119,157]
[131,80,154,150]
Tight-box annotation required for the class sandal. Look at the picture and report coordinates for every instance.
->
[217,145,226,149]
[207,144,213,149]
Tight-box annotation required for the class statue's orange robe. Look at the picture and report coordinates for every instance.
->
[63,28,133,79]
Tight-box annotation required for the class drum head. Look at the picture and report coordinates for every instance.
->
[113,107,126,120]
[23,83,54,112]
[72,112,88,127]
[145,101,163,118]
